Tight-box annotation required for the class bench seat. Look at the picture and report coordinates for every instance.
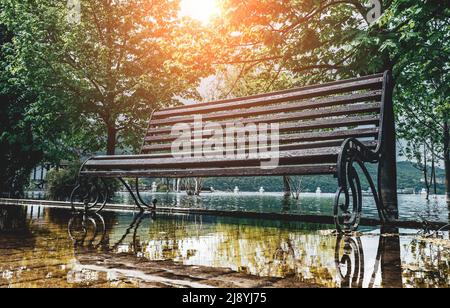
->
[84,147,340,168]
[80,164,338,178]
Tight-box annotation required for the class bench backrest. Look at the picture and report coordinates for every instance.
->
[142,71,394,159]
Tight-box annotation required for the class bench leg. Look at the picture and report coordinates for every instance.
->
[335,139,388,232]
[334,160,362,232]
[70,177,109,214]
[378,71,399,221]
[135,178,157,210]
[118,178,157,212]
[111,211,146,250]
[109,210,156,251]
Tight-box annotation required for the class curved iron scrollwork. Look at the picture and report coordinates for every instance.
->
[335,138,387,232]
[70,177,109,214]
[70,158,157,214]
[334,230,403,288]
[69,158,109,214]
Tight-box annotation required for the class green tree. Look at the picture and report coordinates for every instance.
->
[384,1,449,198]
[1,0,213,155]
[210,0,386,91]
[0,24,43,197]
[209,0,449,197]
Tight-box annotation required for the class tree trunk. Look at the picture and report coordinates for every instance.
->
[444,120,450,201]
[431,154,437,195]
[378,71,398,220]
[423,144,430,200]
[283,176,291,198]
[106,124,117,155]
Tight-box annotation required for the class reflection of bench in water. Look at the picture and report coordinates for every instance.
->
[70,72,399,232]
[68,212,404,287]
[335,230,402,288]
[68,211,154,252]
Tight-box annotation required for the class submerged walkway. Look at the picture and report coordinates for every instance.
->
[1,201,449,288]
[67,253,320,288]
[0,201,321,288]
[1,247,319,288]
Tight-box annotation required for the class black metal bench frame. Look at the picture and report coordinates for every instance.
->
[70,71,398,232]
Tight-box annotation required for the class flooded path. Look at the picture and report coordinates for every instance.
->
[26,191,450,223]
[0,204,449,288]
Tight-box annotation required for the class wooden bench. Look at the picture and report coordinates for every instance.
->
[71,71,398,231]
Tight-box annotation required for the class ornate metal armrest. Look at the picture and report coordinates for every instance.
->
[339,138,379,164]
[334,138,386,232]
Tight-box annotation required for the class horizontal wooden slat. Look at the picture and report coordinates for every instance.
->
[80,164,337,178]
[154,75,383,118]
[149,92,381,127]
[154,88,382,121]
[145,115,380,144]
[79,73,388,180]
[279,127,379,144]
[91,140,376,159]
[85,147,341,170]
[146,102,381,140]
[142,127,379,153]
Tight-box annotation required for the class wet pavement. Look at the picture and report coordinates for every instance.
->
[0,204,449,288]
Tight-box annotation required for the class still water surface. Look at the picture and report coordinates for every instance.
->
[26,191,450,222]
[113,192,450,223]
[1,204,449,288]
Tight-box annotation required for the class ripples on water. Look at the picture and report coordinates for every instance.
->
[0,204,449,288]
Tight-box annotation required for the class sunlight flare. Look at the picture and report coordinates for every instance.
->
[180,0,220,24]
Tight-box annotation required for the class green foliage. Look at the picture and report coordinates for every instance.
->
[158,184,171,193]
[209,0,450,194]
[45,162,120,201]
[211,0,448,90]
[392,3,449,151]
[45,164,80,201]
[0,22,43,197]
[0,0,214,156]
[1,0,448,198]
[211,0,384,94]
[0,0,213,195]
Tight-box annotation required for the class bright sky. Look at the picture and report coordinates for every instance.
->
[179,0,220,24]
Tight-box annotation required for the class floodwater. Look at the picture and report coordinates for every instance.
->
[25,191,450,223]
[1,204,449,288]
[113,192,450,223]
